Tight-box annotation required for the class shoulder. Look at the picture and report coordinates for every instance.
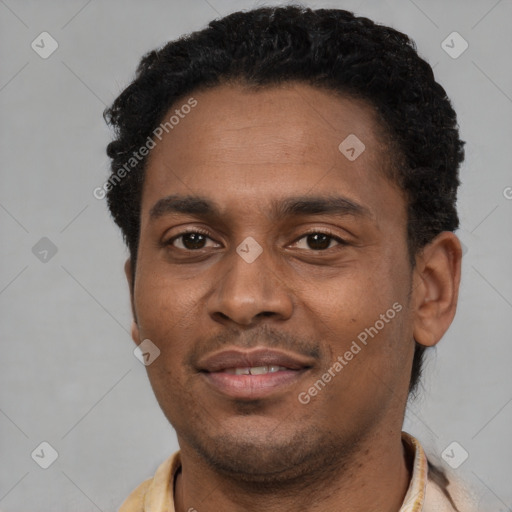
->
[424,462,481,512]
[118,478,153,512]
[118,451,181,512]
[401,432,481,512]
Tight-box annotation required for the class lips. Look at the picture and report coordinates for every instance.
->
[197,348,314,400]
[198,348,314,373]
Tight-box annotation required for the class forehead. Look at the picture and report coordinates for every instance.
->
[141,82,402,224]
[147,82,388,167]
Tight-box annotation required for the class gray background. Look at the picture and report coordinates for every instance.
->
[1,0,511,510]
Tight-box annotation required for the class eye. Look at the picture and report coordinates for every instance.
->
[165,229,347,252]
[293,231,347,251]
[166,229,220,251]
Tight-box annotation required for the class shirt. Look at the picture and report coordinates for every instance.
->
[118,432,477,511]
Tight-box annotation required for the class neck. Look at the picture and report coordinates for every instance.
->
[174,428,412,512]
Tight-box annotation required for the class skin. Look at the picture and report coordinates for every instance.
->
[125,82,462,512]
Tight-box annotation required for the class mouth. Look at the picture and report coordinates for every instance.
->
[197,347,314,400]
[223,365,290,375]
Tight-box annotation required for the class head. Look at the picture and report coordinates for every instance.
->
[104,5,463,482]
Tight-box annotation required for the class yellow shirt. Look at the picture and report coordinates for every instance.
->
[119,432,476,511]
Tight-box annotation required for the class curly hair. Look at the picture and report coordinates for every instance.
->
[103,5,465,396]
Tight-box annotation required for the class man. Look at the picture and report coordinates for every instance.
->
[103,5,477,511]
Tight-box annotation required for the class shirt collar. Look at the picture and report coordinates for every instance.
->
[399,431,429,511]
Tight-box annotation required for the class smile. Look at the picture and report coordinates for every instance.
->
[223,365,289,375]
[197,347,314,400]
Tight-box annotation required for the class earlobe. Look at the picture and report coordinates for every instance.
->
[124,258,140,345]
[412,232,462,348]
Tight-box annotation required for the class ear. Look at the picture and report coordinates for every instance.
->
[412,232,462,347]
[124,258,140,346]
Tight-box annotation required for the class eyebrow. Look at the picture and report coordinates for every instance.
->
[149,194,372,221]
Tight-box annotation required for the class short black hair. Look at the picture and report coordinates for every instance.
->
[104,5,465,395]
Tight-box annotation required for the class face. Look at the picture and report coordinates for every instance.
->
[128,82,417,481]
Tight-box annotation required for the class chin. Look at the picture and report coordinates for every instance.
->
[179,420,349,488]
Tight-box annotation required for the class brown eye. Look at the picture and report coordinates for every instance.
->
[179,233,207,250]
[168,230,219,251]
[294,232,346,251]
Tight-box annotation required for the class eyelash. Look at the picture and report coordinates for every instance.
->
[165,228,348,251]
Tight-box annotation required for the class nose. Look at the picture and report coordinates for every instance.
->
[207,242,294,327]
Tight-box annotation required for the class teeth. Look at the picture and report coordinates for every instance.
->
[224,366,288,375]
[249,366,268,375]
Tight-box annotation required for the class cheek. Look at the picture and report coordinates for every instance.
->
[133,287,190,388]
[305,256,411,373]
[311,297,410,419]
[135,277,196,399]
[306,260,397,325]
[135,265,194,331]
